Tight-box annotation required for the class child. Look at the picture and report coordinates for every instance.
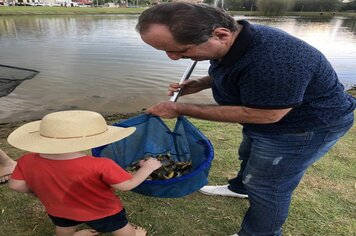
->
[0,148,16,184]
[7,110,162,236]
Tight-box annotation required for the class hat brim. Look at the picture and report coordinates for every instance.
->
[7,121,136,154]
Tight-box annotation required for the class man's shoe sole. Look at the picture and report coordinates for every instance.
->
[199,189,248,198]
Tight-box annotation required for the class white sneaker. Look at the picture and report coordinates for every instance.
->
[230,234,239,236]
[199,185,248,198]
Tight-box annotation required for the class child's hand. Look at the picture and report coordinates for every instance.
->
[139,157,162,171]
[112,157,163,191]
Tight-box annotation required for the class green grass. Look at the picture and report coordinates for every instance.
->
[0,5,355,234]
[0,6,145,15]
[0,107,355,235]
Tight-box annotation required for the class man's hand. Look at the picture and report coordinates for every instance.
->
[168,76,212,97]
[146,101,180,118]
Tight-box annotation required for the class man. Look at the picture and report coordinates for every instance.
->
[136,2,356,236]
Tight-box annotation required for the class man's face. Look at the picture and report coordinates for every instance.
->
[140,24,228,61]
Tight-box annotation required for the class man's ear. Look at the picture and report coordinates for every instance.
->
[212,27,232,41]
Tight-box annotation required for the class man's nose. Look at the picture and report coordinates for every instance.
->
[166,52,182,60]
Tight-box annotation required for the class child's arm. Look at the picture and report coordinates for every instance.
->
[111,157,162,191]
[8,178,32,193]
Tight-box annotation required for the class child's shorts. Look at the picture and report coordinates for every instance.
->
[48,208,128,233]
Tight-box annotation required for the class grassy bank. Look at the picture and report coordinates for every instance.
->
[0,6,145,15]
[0,108,355,235]
[1,6,356,17]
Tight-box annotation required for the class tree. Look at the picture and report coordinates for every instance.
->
[204,0,215,5]
[318,0,342,11]
[224,0,244,10]
[241,0,257,11]
[256,0,295,15]
[203,0,257,11]
[341,0,356,11]
[293,0,342,12]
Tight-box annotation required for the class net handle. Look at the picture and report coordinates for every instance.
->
[170,60,197,102]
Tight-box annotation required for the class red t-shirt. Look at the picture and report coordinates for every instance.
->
[11,153,132,221]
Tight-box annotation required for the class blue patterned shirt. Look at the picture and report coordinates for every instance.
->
[209,20,356,134]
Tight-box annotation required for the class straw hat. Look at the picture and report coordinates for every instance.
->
[7,110,136,154]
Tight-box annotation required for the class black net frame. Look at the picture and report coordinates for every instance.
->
[0,64,39,97]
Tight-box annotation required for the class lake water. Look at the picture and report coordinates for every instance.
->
[0,15,355,123]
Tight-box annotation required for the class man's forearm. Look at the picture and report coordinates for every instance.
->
[176,103,291,124]
[198,76,213,89]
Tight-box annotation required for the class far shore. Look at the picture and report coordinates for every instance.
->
[0,6,356,17]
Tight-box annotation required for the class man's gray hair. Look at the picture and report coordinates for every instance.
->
[136,2,238,45]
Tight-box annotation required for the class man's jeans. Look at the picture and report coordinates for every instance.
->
[228,112,354,236]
